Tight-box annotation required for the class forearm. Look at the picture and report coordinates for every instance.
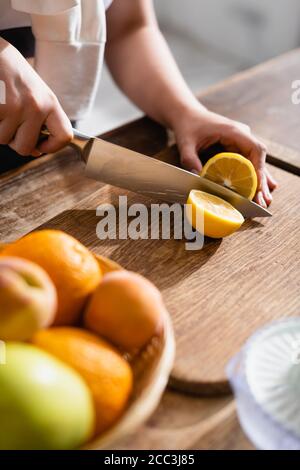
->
[105,24,206,129]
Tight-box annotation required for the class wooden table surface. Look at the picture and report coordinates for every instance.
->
[1,49,300,450]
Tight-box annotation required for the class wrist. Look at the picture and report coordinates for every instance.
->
[167,98,209,131]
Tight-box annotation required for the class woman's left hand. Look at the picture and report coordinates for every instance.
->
[173,106,278,207]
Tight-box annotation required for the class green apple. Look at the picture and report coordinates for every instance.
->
[0,343,95,449]
[0,257,57,341]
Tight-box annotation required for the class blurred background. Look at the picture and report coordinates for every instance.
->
[78,0,300,135]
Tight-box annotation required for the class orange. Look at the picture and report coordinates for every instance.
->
[1,230,102,325]
[84,271,164,353]
[32,327,133,436]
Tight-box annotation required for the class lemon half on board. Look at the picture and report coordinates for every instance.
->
[201,153,257,200]
[186,190,244,238]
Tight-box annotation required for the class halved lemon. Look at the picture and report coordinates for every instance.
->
[201,153,257,200]
[186,190,244,238]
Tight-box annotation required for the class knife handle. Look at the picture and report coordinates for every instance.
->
[40,127,93,163]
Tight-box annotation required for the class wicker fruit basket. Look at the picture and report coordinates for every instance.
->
[0,245,175,450]
[86,254,175,449]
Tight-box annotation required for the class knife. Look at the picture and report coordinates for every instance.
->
[63,128,272,218]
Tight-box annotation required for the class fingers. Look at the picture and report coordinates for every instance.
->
[254,170,272,208]
[257,168,278,208]
[38,103,73,154]
[254,191,265,207]
[228,128,278,206]
[1,99,72,157]
[31,149,43,157]
[180,143,202,173]
[265,167,278,191]
[175,111,278,208]
[0,42,72,158]
[249,162,277,208]
[8,115,44,156]
[248,141,274,207]
[220,125,273,207]
[0,119,18,145]
[0,116,42,157]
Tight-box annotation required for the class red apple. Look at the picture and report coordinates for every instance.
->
[0,257,57,340]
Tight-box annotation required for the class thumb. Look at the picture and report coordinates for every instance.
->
[180,143,202,173]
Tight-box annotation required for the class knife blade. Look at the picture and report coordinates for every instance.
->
[70,128,271,218]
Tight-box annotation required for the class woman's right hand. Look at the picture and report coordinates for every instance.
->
[0,39,73,157]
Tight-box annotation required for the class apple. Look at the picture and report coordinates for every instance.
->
[0,343,95,449]
[0,257,57,341]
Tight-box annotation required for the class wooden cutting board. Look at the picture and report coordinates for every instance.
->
[1,50,299,395]
[38,156,300,395]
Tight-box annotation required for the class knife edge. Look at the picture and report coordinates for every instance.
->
[78,134,272,218]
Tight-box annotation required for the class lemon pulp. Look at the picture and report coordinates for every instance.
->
[201,153,257,200]
[186,190,244,238]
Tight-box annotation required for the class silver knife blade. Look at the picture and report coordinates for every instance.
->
[80,134,271,218]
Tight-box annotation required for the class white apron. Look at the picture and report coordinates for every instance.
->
[0,0,114,120]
